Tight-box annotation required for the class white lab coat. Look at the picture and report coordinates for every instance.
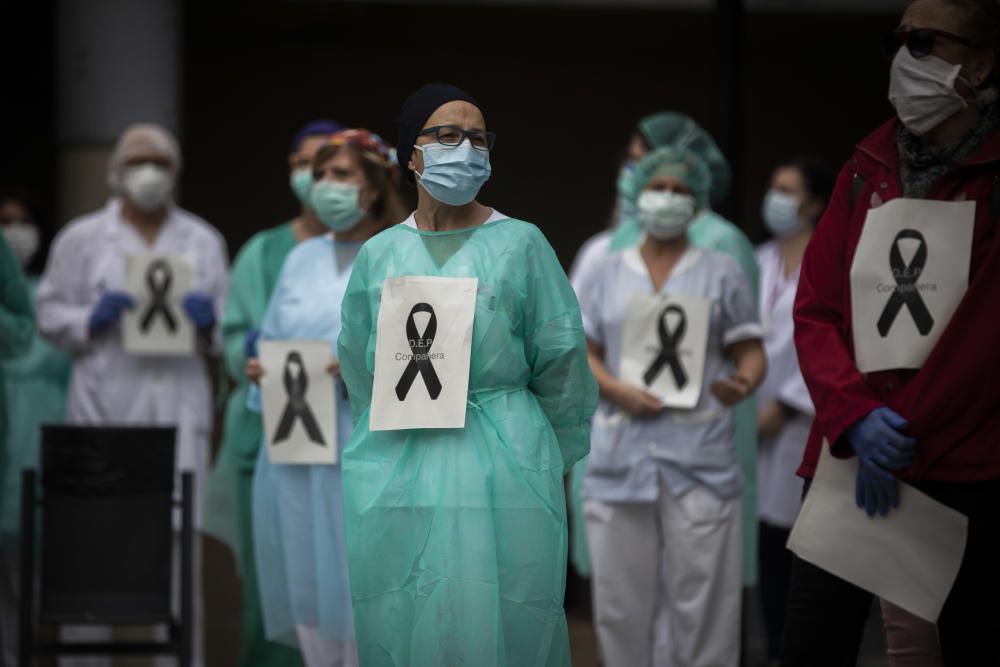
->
[38,199,225,667]
[36,198,229,506]
[755,241,814,529]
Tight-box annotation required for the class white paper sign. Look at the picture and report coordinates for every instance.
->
[122,254,195,356]
[260,340,337,465]
[788,444,968,622]
[619,292,710,409]
[851,198,975,373]
[370,276,478,431]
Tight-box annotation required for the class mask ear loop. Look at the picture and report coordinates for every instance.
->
[412,145,425,181]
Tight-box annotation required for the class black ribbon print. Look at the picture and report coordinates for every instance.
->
[394,303,443,401]
[139,259,178,333]
[643,304,689,389]
[876,229,935,337]
[273,351,326,446]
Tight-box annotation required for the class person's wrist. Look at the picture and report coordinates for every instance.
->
[605,379,627,405]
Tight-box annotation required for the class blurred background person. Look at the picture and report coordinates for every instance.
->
[35,123,229,667]
[579,145,765,667]
[787,0,1000,664]
[752,158,831,665]
[0,191,71,667]
[202,118,342,667]
[0,226,33,667]
[247,128,404,667]
[568,112,762,646]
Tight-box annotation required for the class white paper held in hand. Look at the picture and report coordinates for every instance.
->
[122,254,196,356]
[260,340,338,465]
[787,444,968,622]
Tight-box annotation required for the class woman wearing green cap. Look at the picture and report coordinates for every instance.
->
[577,146,765,667]
[568,113,761,600]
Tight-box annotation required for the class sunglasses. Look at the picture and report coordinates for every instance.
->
[883,28,974,60]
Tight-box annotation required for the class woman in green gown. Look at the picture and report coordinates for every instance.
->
[338,84,598,667]
[0,194,51,664]
[202,120,341,667]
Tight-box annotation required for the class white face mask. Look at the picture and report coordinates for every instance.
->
[637,190,697,240]
[762,189,805,238]
[2,221,40,268]
[122,163,174,211]
[889,48,974,136]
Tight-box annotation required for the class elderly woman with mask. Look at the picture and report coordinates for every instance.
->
[36,123,229,667]
[578,146,765,667]
[785,0,1000,664]
[337,84,597,667]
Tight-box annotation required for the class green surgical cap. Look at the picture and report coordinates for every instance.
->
[637,111,731,205]
[631,146,713,210]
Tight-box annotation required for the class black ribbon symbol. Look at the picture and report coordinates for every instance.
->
[273,351,326,446]
[139,259,178,333]
[394,303,443,401]
[876,229,934,337]
[643,304,689,389]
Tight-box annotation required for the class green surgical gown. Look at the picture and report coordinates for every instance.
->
[0,278,69,546]
[0,237,34,483]
[201,222,303,667]
[338,217,598,667]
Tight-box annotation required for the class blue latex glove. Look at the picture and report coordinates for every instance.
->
[182,292,216,332]
[244,328,260,360]
[844,407,917,517]
[89,291,135,335]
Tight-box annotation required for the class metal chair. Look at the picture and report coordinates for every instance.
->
[18,425,193,666]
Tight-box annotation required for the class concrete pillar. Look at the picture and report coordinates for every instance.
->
[55,0,181,225]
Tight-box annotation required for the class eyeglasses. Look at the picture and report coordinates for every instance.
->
[417,125,496,152]
[883,28,973,60]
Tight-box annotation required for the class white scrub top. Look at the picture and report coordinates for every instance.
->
[36,198,229,499]
[579,243,761,502]
[755,241,814,528]
[569,230,612,295]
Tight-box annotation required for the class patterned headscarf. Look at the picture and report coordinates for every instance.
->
[325,129,398,175]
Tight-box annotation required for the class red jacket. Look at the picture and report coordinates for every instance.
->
[794,116,1000,482]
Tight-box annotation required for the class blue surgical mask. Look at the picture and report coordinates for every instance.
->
[415,140,492,206]
[290,167,313,206]
[309,181,364,231]
[762,189,804,238]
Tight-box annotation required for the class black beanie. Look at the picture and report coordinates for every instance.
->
[396,83,482,183]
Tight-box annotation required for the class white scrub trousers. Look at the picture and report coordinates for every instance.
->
[585,484,742,667]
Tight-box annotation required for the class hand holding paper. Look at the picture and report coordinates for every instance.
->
[183,292,216,332]
[89,291,135,335]
[711,375,751,406]
[612,382,664,418]
[846,407,917,516]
